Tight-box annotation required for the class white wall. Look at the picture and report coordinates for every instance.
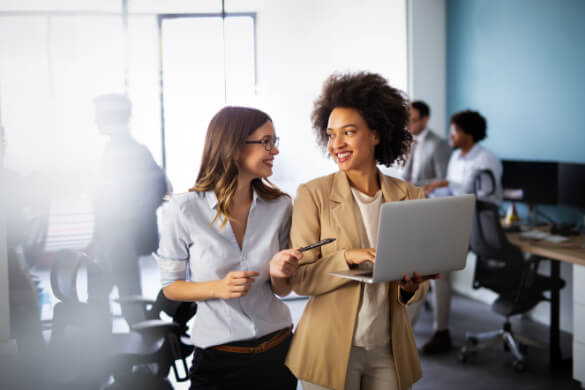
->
[407,0,447,138]
[227,0,408,195]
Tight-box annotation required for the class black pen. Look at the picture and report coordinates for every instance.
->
[299,238,336,252]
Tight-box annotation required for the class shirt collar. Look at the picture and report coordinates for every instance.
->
[459,143,481,160]
[205,187,261,210]
[413,128,429,142]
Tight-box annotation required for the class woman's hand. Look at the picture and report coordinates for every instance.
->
[344,248,376,266]
[213,271,259,299]
[400,271,440,293]
[269,249,303,279]
[269,248,303,297]
[423,180,448,196]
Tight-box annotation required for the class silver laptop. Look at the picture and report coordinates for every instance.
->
[329,194,475,283]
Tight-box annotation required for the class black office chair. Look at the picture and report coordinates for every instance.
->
[112,290,197,384]
[458,171,565,372]
[47,249,196,389]
[46,250,114,389]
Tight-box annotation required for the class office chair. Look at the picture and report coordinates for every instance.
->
[47,249,196,389]
[458,171,565,372]
[46,250,113,389]
[112,290,197,385]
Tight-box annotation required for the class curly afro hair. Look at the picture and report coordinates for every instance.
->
[311,72,412,167]
[450,110,487,142]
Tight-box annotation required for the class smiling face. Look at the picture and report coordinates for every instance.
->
[326,107,379,173]
[238,120,279,180]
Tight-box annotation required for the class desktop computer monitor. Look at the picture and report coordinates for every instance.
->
[558,162,585,208]
[502,160,558,204]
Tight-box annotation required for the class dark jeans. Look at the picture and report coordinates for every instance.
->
[189,331,297,390]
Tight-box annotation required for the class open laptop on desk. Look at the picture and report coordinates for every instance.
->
[329,194,475,284]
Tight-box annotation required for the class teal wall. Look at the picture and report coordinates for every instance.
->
[447,0,585,224]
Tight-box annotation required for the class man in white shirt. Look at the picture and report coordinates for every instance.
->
[403,101,451,186]
[421,110,503,354]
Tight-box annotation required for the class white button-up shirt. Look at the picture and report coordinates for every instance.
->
[446,143,503,205]
[154,190,293,348]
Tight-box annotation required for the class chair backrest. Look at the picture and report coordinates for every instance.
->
[48,250,112,389]
[149,290,197,335]
[470,170,525,292]
[470,200,514,259]
[473,169,496,198]
[470,199,526,291]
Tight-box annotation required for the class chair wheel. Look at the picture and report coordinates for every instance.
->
[512,360,525,373]
[457,351,468,363]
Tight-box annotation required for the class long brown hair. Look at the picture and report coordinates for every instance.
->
[190,106,287,229]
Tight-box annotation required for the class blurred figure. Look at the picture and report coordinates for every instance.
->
[403,100,451,186]
[424,110,502,202]
[88,93,167,325]
[404,101,450,325]
[420,110,503,354]
[1,124,45,368]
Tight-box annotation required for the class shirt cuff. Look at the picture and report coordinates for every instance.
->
[153,252,188,287]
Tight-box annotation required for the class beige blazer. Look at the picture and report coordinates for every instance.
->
[285,171,429,390]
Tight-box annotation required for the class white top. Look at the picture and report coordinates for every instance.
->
[446,143,503,205]
[350,188,391,349]
[154,190,293,348]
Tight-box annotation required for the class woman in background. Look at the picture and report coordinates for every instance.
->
[155,106,300,389]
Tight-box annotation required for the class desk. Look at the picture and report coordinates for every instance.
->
[506,231,585,384]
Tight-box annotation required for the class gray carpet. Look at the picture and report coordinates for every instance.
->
[410,294,580,390]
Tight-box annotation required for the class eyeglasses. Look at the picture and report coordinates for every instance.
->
[245,136,280,151]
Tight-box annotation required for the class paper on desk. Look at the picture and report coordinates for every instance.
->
[520,231,549,240]
[545,235,569,243]
[520,230,569,243]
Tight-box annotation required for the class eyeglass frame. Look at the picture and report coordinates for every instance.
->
[244,136,280,151]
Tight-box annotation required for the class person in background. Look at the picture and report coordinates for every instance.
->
[403,100,451,325]
[286,72,437,390]
[155,106,300,389]
[1,125,45,366]
[88,93,168,325]
[420,109,503,354]
[403,100,451,187]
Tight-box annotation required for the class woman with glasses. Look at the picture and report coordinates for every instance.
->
[285,73,438,390]
[155,106,300,389]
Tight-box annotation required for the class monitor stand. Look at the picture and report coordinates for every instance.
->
[528,204,548,227]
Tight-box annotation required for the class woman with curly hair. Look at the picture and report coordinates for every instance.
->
[285,73,438,390]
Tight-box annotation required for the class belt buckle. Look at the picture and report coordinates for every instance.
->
[254,342,267,353]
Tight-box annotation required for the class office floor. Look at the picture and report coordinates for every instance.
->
[30,255,582,390]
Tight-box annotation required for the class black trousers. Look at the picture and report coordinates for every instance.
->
[189,331,297,390]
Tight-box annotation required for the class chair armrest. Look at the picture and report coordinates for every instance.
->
[131,319,179,336]
[114,295,155,306]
